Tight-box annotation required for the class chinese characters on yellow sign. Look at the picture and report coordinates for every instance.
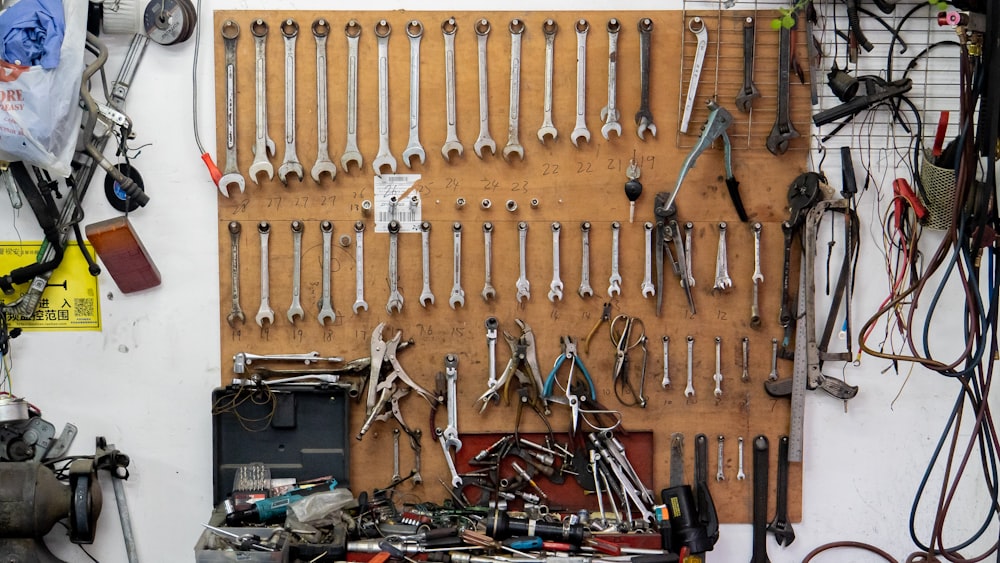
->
[0,241,101,331]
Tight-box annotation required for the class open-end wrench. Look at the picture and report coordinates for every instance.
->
[450,223,465,309]
[419,221,434,307]
[766,18,800,156]
[716,435,725,481]
[685,336,695,398]
[437,429,463,489]
[474,20,496,158]
[680,17,708,134]
[737,436,746,480]
[392,428,402,483]
[255,222,274,327]
[311,19,337,183]
[387,220,403,314]
[684,222,696,288]
[661,336,670,387]
[287,221,305,324]
[769,338,779,380]
[537,20,558,144]
[503,20,525,162]
[735,17,760,113]
[373,20,397,176]
[227,222,245,327]
[641,222,655,298]
[318,221,336,325]
[219,21,244,197]
[441,18,464,161]
[571,20,590,147]
[442,354,462,451]
[515,222,530,302]
[411,429,423,485]
[548,222,563,302]
[278,20,304,184]
[751,222,763,328]
[713,336,723,398]
[714,222,732,291]
[600,19,622,140]
[750,436,771,563]
[608,221,621,297]
[579,222,594,297]
[402,21,426,168]
[484,317,499,401]
[250,20,275,184]
[635,18,656,140]
[742,337,751,382]
[341,21,363,172]
[768,435,796,545]
[353,221,368,313]
[482,222,496,301]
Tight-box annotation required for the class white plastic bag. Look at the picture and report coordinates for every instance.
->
[0,0,85,177]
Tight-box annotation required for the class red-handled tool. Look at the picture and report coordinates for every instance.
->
[932,111,950,160]
[892,178,929,230]
[202,153,222,186]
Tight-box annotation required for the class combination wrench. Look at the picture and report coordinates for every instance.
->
[716,435,725,481]
[402,21,426,168]
[484,318,499,402]
[249,20,275,184]
[515,222,530,302]
[287,220,305,324]
[714,222,732,291]
[278,20,304,184]
[742,337,751,382]
[635,18,656,139]
[679,17,708,134]
[386,220,403,314]
[442,354,462,451]
[713,336,724,398]
[737,436,746,480]
[482,222,496,300]
[570,20,590,147]
[373,20,397,176]
[734,16,760,113]
[411,429,423,485]
[474,20,496,158]
[310,19,337,183]
[548,222,563,302]
[219,20,244,197]
[318,221,336,325]
[450,223,465,309]
[766,17,799,156]
[751,222,763,328]
[579,222,594,297]
[441,18,464,161]
[419,222,434,307]
[255,222,274,327]
[600,19,621,140]
[341,21,363,172]
[684,222,696,288]
[227,221,245,327]
[537,20,558,144]
[502,20,525,162]
[661,336,670,388]
[641,222,655,298]
[685,336,695,398]
[608,222,622,297]
[353,221,368,313]
[392,428,402,483]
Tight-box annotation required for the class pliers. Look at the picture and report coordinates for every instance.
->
[543,336,597,437]
[474,319,548,414]
[358,323,436,440]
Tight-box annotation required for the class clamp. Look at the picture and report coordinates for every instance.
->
[474,319,548,414]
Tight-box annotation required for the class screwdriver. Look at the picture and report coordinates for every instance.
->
[624,159,643,223]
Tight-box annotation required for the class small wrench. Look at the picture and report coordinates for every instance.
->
[450,223,465,309]
[537,20,558,144]
[641,222,655,298]
[714,222,732,291]
[713,336,723,398]
[742,337,751,382]
[482,222,496,300]
[341,21,363,172]
[278,20,304,184]
[310,19,337,183]
[474,20,497,158]
[716,435,725,481]
[503,20,525,162]
[442,354,462,451]
[255,222,274,327]
[515,222,530,302]
[635,18,656,139]
[768,338,779,380]
[766,17,800,156]
[419,221,434,307]
[484,317,499,402]
[680,17,708,134]
[684,222,696,288]
[661,336,670,388]
[219,21,244,197]
[392,428,402,483]
[227,221,245,327]
[411,429,423,485]
[353,221,368,313]
[250,20,275,184]
[751,222,763,328]
[570,20,590,147]
[402,21,426,168]
[386,220,403,314]
[287,220,305,324]
[579,222,594,297]
[600,19,622,139]
[685,336,695,398]
[318,221,336,325]
[548,222,563,302]
[608,221,621,297]
[441,18,464,161]
[737,436,746,480]
[373,20,397,176]
[734,17,760,113]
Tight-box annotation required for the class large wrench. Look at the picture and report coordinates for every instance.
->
[641,222,655,298]
[635,18,656,140]
[537,20,558,144]
[287,220,305,324]
[353,222,368,313]
[278,20,304,184]
[341,21,363,172]
[419,221,434,306]
[310,20,337,183]
[437,430,463,489]
[219,21,244,197]
[713,222,732,291]
[441,18,464,161]
[318,221,336,325]
[679,17,708,134]
[403,21,426,167]
[503,20,525,162]
[600,19,622,139]
[373,21,397,175]
[442,354,462,451]
[450,223,465,309]
[386,220,403,314]
[766,18,800,155]
[548,222,563,302]
[734,17,760,113]
[751,222,763,328]
[255,222,274,327]
[250,20,275,184]
[227,221,245,327]
[608,221,621,297]
[474,20,496,158]
[579,222,594,297]
[515,222,530,302]
[482,222,496,301]
[570,20,590,147]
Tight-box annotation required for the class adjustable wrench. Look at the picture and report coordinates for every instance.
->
[766,19,800,156]
[318,221,336,325]
[341,21,363,172]
[768,435,796,545]
[373,21,397,175]
[515,222,530,302]
[227,221,245,327]
[482,222,496,301]
[608,221,621,297]
[442,354,462,451]
[713,222,732,291]
[579,222,594,297]
[278,20,304,184]
[713,336,723,398]
[419,221,434,307]
[600,19,621,140]
[734,16,760,113]
[537,20,558,144]
[750,436,771,563]
[310,19,337,183]
[386,220,403,314]
[737,436,746,480]
[548,222,563,302]
[635,18,656,139]
[441,18,464,161]
[503,20,525,162]
[660,336,670,388]
[751,222,763,328]
[287,221,305,324]
[641,222,655,298]
[402,21,426,168]
[250,20,275,184]
[474,20,496,158]
[353,221,368,314]
[570,20,590,147]
[685,336,695,398]
[680,17,708,134]
[219,21,244,197]
[255,222,274,327]
[450,223,465,309]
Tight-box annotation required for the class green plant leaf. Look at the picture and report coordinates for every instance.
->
[782,14,796,28]
[770,18,784,30]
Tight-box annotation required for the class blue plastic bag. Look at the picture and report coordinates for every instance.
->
[0,0,65,69]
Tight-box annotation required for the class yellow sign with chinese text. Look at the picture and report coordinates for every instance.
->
[0,241,101,331]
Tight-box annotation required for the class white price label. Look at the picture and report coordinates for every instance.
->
[374,174,423,233]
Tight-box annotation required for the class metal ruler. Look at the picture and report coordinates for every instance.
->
[788,264,808,463]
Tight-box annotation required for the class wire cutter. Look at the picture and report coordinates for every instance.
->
[358,323,436,440]
[543,337,597,437]
[474,319,548,414]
